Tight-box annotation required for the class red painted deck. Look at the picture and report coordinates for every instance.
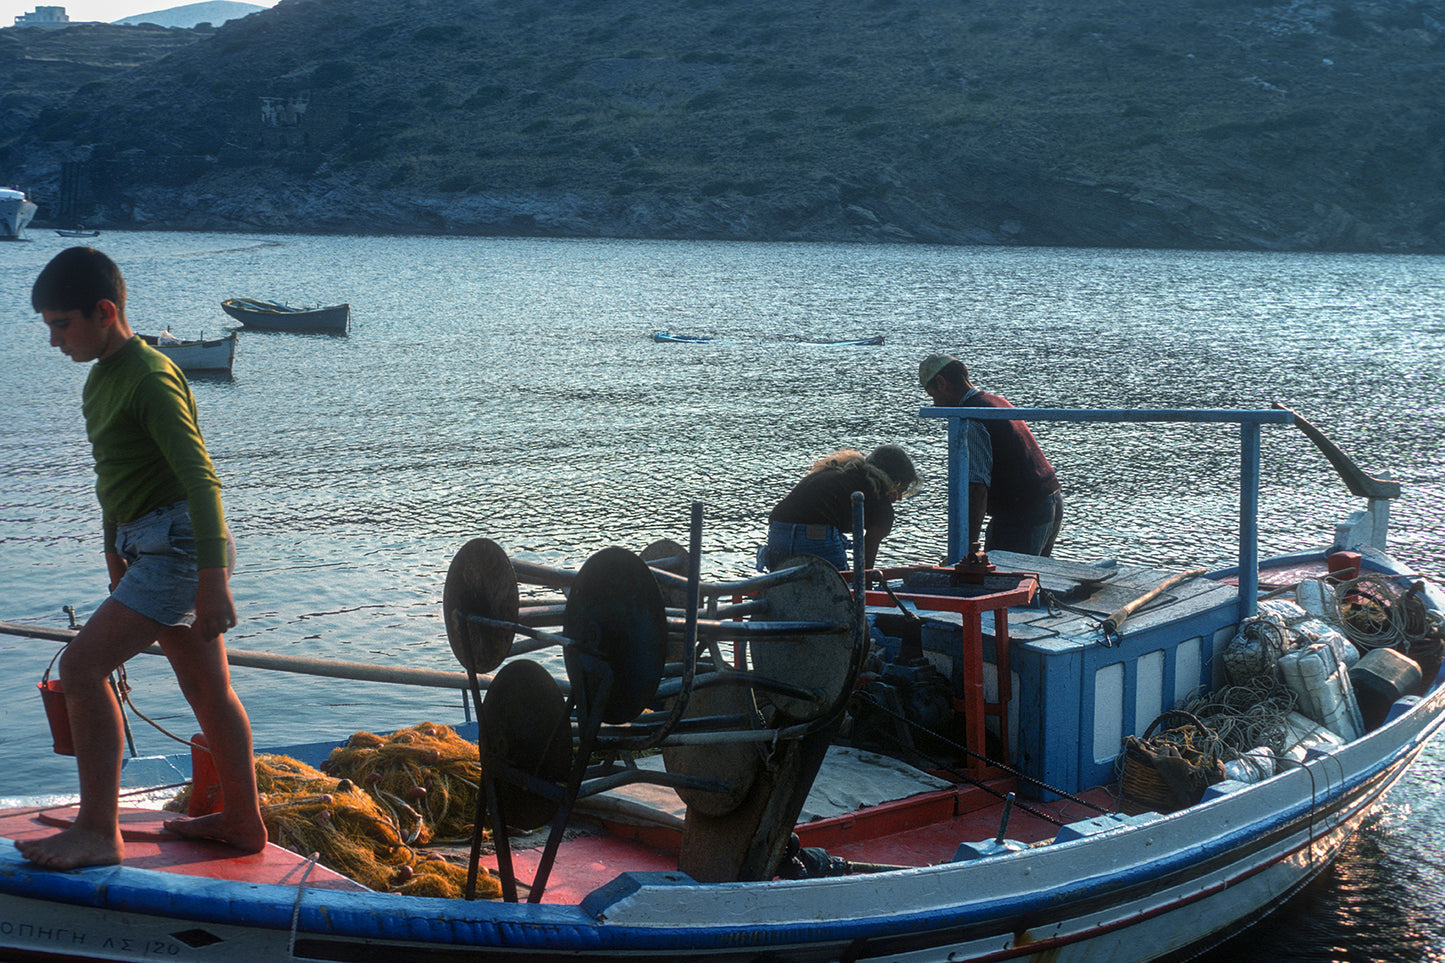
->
[4,782,1120,906]
[0,806,368,891]
[478,778,1118,904]
[1217,556,1338,588]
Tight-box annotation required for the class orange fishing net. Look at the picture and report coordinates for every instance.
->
[321,721,485,844]
[168,726,499,899]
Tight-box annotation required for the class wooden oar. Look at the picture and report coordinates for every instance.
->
[1102,569,1206,637]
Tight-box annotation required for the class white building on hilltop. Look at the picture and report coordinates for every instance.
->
[12,6,71,27]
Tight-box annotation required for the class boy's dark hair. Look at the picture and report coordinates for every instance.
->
[32,246,126,314]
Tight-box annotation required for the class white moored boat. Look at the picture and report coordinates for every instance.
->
[1,187,38,240]
[140,331,239,375]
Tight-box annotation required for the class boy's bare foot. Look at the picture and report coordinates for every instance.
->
[15,827,124,870]
[162,811,269,854]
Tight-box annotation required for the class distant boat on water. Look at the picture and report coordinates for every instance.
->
[654,331,884,346]
[56,225,100,238]
[798,334,884,346]
[1,188,37,241]
[221,297,349,333]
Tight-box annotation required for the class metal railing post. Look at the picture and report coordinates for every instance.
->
[947,417,971,564]
[1238,420,1262,622]
[922,407,1298,608]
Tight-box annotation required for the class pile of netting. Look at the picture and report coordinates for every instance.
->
[167,722,499,899]
[320,721,485,846]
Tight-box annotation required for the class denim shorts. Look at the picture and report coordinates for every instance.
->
[110,501,235,627]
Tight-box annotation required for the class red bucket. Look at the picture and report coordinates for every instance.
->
[188,733,222,816]
[38,677,74,756]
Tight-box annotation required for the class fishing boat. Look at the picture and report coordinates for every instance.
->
[798,334,885,346]
[1,405,1441,963]
[1,187,38,240]
[140,331,238,375]
[221,297,349,333]
[55,226,100,238]
[651,330,721,343]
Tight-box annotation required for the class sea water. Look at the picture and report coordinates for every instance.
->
[2,233,1443,961]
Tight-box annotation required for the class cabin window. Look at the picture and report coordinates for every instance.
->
[1174,636,1204,706]
[1136,650,1165,737]
[1093,662,1124,764]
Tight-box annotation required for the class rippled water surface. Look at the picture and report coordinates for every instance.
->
[2,233,1442,959]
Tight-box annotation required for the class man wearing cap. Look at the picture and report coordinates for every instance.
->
[918,354,1063,557]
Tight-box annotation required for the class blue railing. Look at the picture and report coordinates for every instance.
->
[919,407,1297,622]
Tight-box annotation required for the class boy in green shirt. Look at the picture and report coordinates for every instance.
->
[18,247,267,869]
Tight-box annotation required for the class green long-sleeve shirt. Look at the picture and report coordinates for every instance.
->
[83,336,228,569]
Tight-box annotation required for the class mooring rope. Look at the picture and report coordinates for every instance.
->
[108,664,210,753]
[287,852,322,959]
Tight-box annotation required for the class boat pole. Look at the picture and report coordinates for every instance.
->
[1101,569,1207,637]
[1238,419,1263,622]
[0,620,485,692]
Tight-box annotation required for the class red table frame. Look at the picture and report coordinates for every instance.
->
[863,574,1037,772]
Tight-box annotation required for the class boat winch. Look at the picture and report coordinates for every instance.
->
[442,501,870,900]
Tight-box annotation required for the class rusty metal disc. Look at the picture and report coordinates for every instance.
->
[563,546,667,725]
[749,554,856,721]
[641,538,691,608]
[662,681,763,817]
[443,538,519,674]
[640,538,689,573]
[480,659,572,831]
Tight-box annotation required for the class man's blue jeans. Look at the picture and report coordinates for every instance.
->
[987,490,1063,557]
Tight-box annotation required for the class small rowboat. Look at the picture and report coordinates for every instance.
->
[799,334,884,346]
[651,330,721,343]
[221,297,349,333]
[140,331,238,374]
[653,331,884,346]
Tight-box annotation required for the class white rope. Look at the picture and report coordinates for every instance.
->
[287,852,322,959]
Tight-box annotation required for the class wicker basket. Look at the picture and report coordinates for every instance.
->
[1118,710,1222,815]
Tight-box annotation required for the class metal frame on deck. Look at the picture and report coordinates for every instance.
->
[861,573,1036,772]
[920,407,1296,623]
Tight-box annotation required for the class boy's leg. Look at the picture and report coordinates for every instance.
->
[14,598,161,869]
[157,625,267,853]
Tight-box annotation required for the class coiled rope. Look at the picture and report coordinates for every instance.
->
[1178,676,1300,760]
[1334,573,1432,652]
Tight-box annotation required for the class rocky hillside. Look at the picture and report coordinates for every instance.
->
[0,23,203,150]
[3,0,1443,252]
